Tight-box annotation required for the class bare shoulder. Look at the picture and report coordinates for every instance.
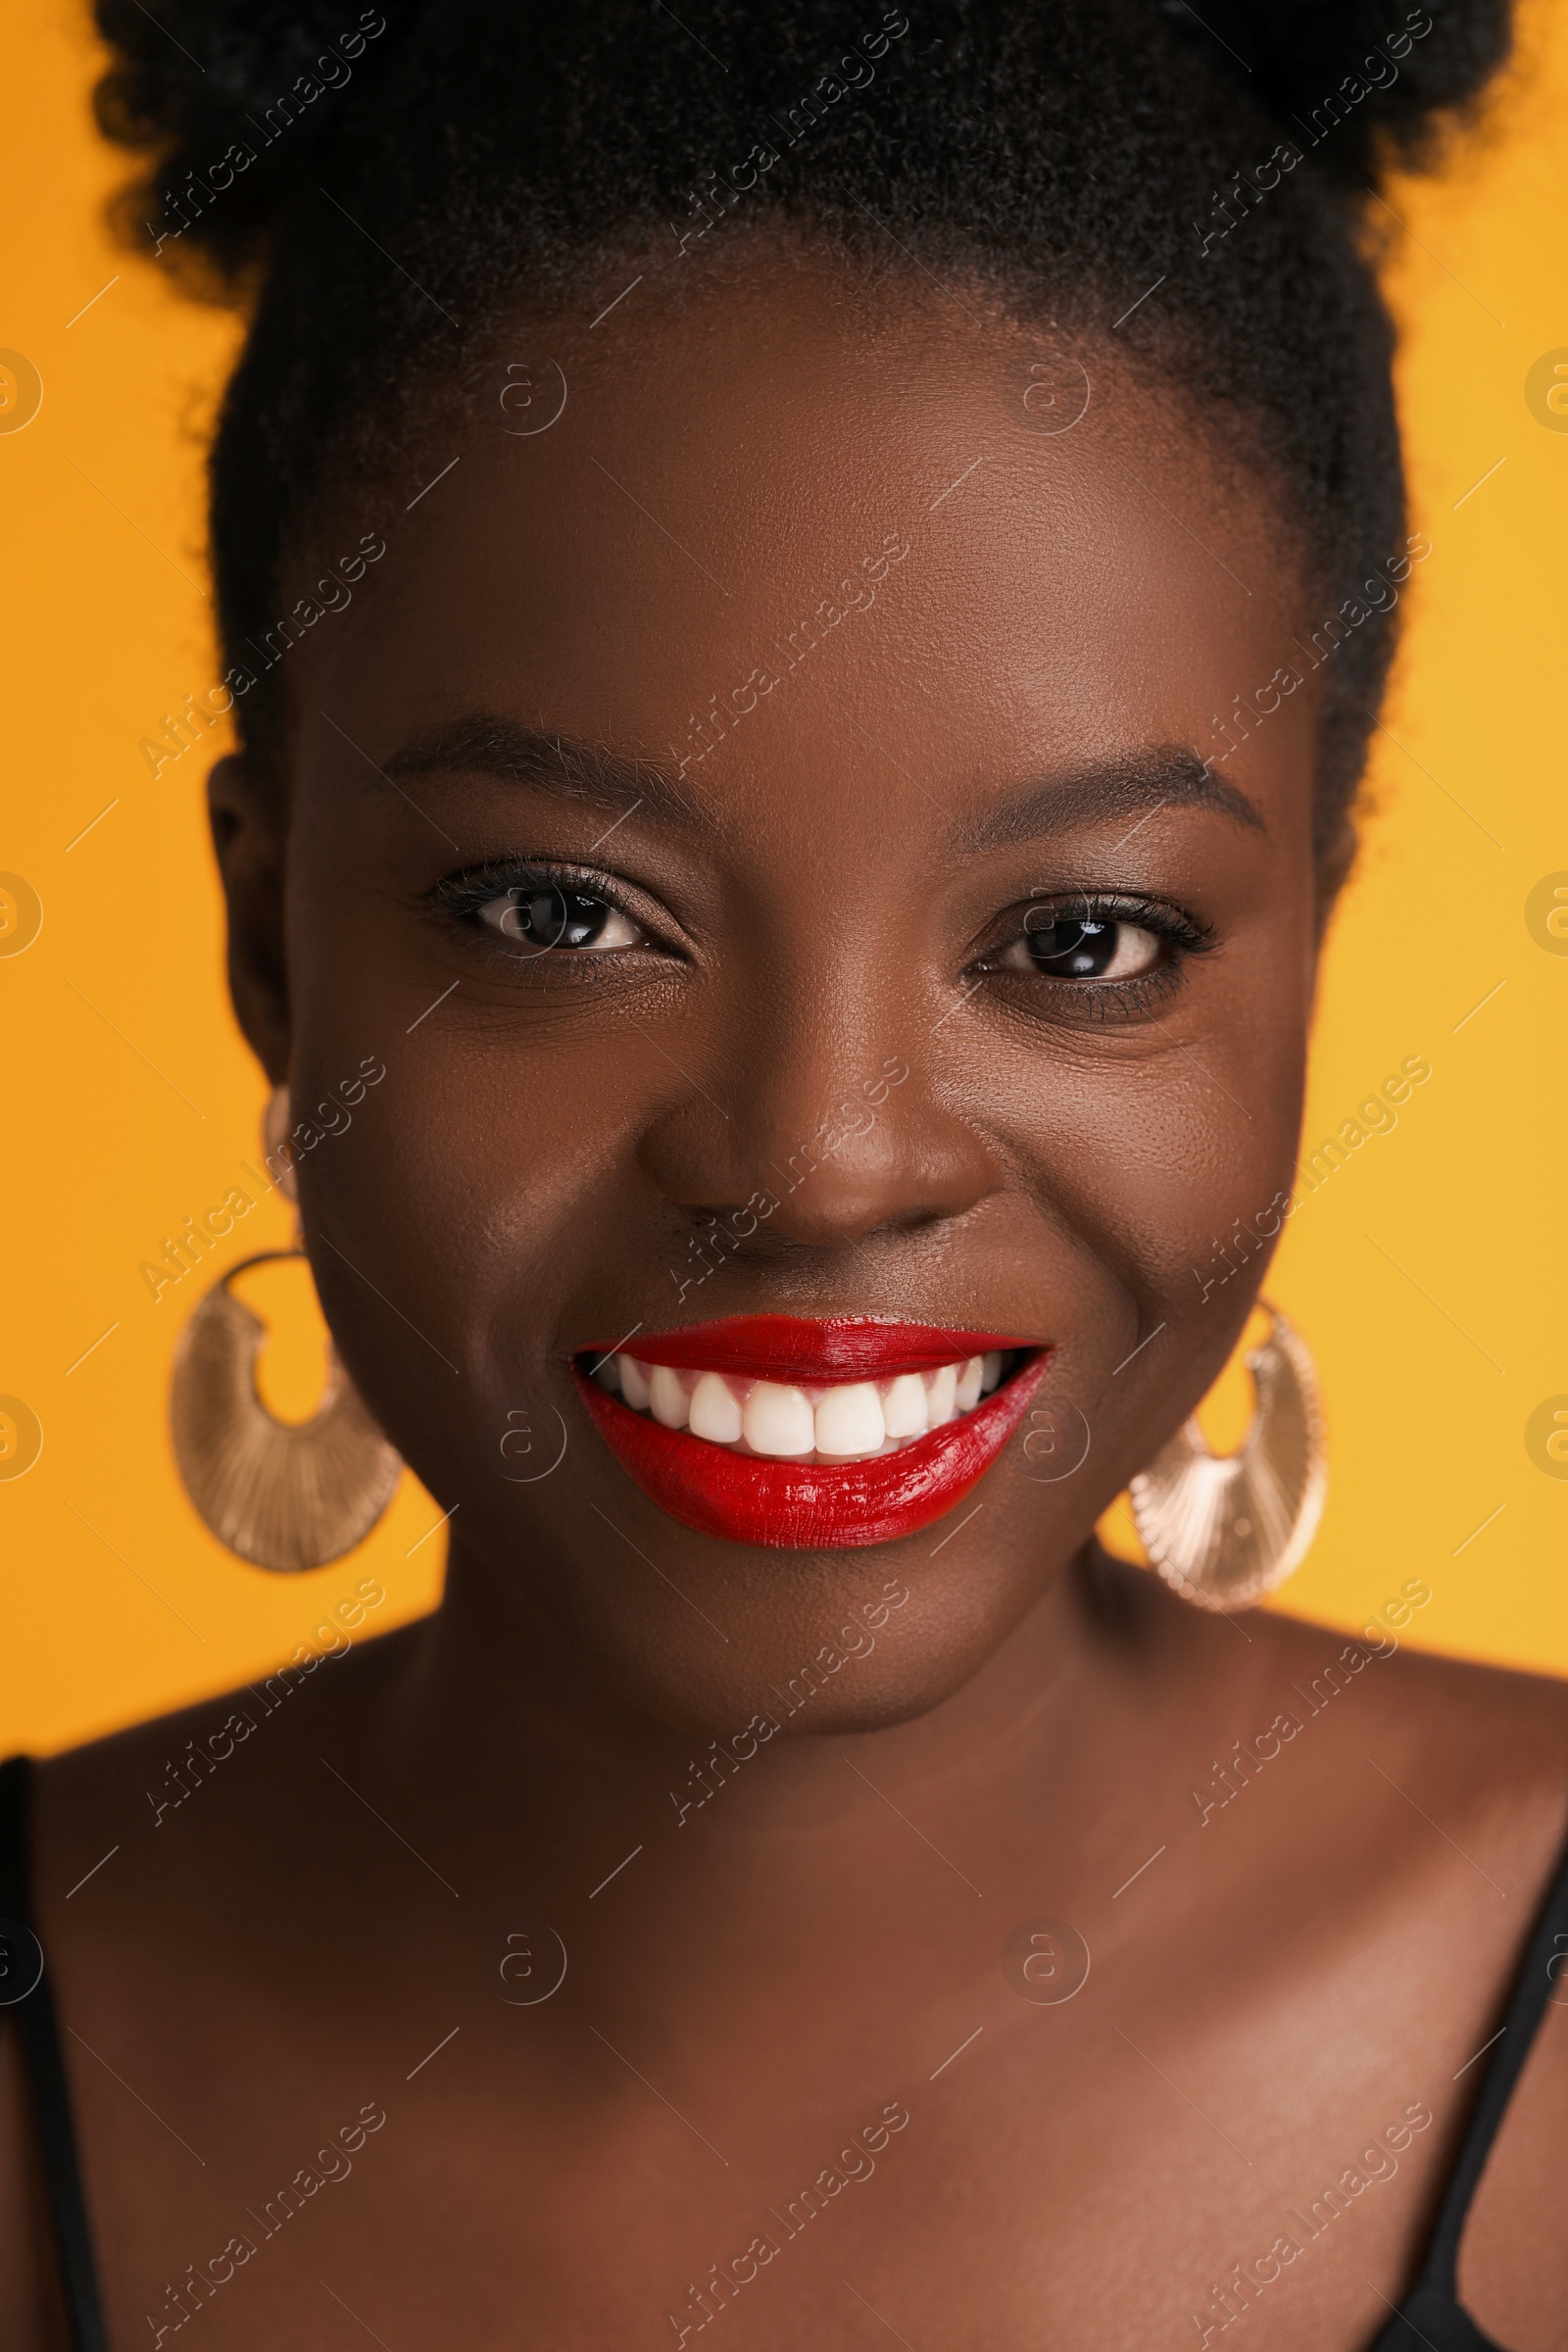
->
[1101,1546,1568,1923]
[1249,1598,1568,1883]
[1100,1547,1568,1837]
[1258,1599,1568,1758]
[25,1615,428,1916]
[0,1623,430,2345]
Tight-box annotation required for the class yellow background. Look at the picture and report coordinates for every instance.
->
[3,0,1565,1757]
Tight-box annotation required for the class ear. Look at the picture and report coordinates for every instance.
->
[208,754,290,1082]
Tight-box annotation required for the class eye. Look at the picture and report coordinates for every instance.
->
[474,880,644,955]
[431,856,672,976]
[997,906,1167,981]
[967,891,1213,1012]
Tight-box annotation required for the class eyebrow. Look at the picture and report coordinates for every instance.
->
[376,714,1264,846]
[954,747,1266,853]
[378,713,699,827]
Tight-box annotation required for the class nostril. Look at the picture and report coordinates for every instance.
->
[636,1076,1001,1247]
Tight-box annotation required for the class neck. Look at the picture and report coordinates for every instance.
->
[360,1532,1155,1915]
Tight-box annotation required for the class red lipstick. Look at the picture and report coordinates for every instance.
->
[594,1314,1028,1385]
[573,1317,1048,1550]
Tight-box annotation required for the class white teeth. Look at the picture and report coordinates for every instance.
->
[881,1372,929,1439]
[743,1381,816,1458]
[925,1363,958,1427]
[814,1382,886,1459]
[649,1364,690,1428]
[608,1349,1013,1457]
[689,1370,743,1444]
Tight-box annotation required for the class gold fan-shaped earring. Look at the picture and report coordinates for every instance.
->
[1128,1303,1326,1613]
[170,1089,402,1571]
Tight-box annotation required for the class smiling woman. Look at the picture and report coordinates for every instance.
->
[5,0,1568,2347]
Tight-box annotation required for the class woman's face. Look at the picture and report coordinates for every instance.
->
[218,264,1322,1735]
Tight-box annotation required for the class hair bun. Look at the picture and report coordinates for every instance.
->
[1159,0,1512,182]
[93,0,409,288]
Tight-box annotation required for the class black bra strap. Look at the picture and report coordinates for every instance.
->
[1415,1809,1568,2296]
[0,1756,110,2352]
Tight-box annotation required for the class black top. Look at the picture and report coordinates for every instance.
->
[0,1757,108,2352]
[3,1752,1564,2349]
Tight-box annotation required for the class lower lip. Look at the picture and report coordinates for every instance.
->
[571,1355,1050,1549]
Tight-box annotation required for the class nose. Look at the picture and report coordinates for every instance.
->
[635,1033,999,1250]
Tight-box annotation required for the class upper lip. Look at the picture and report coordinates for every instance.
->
[577,1314,1041,1385]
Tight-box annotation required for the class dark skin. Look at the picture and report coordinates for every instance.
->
[5,265,1567,2351]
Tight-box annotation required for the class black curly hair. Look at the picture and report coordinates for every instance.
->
[93,0,1511,886]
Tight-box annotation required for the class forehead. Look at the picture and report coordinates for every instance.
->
[300,265,1312,815]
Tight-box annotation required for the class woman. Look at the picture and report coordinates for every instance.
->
[3,0,1563,2343]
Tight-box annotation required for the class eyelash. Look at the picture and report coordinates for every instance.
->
[431,862,1214,1015]
[969,895,1215,1019]
[431,858,664,975]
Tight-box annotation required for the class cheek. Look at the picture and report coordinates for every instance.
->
[295,1022,644,1310]
[987,893,1311,1289]
[1012,1046,1303,1305]
[960,913,1313,1487]
[278,858,587,1389]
